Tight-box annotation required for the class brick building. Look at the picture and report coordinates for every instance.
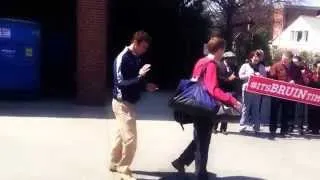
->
[273,4,320,40]
[77,0,108,105]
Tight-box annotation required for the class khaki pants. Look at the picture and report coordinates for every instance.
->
[110,99,137,172]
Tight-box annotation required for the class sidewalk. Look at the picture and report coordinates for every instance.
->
[0,92,319,180]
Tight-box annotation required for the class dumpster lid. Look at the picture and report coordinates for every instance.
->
[0,18,39,25]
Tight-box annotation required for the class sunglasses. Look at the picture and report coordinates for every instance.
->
[256,52,263,57]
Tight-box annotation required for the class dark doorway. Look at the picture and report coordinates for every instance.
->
[107,0,210,90]
[0,0,76,99]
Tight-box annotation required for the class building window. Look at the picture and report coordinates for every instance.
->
[290,30,308,42]
[290,31,295,41]
[297,31,303,42]
[304,31,308,41]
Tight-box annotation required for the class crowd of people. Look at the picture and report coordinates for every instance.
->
[213,48,320,138]
[108,31,319,180]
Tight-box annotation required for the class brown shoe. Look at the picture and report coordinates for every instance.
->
[109,163,118,172]
[113,171,136,180]
[116,166,133,177]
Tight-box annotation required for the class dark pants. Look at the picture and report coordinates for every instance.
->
[177,116,213,180]
[213,91,238,132]
[289,103,305,132]
[260,96,271,125]
[270,98,294,134]
[213,117,227,132]
[308,105,320,134]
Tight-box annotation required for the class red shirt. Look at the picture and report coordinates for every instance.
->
[310,72,320,89]
[301,67,313,85]
[269,61,292,82]
[192,57,237,106]
[312,73,320,82]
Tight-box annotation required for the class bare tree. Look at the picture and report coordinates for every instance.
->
[184,0,304,49]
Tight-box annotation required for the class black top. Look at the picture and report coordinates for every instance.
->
[217,60,237,92]
[113,47,144,104]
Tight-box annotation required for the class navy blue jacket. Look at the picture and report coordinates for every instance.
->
[113,47,144,104]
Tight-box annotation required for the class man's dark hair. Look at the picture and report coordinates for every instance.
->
[131,31,152,44]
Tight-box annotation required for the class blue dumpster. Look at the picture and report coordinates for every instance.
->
[0,18,41,97]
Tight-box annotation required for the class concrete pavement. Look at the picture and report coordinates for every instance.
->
[0,92,319,180]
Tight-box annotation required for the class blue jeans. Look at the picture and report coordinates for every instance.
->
[240,91,262,131]
[260,96,271,125]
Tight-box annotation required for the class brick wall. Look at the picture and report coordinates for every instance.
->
[77,0,107,105]
[273,7,285,40]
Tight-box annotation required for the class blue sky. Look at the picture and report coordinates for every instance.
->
[306,0,320,7]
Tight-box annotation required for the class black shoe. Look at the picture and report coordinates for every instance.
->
[288,127,294,133]
[299,130,304,136]
[279,133,291,138]
[197,172,209,180]
[306,129,313,134]
[269,132,276,140]
[212,129,218,134]
[171,159,185,173]
[221,130,228,135]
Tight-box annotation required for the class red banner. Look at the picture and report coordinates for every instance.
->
[246,76,320,107]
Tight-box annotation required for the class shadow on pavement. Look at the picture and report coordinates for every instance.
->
[226,131,272,140]
[0,92,241,121]
[134,170,265,180]
[304,134,320,139]
[225,131,320,140]
[1,92,319,141]
[0,92,172,120]
[0,101,109,119]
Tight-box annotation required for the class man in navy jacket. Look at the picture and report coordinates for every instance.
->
[109,31,158,179]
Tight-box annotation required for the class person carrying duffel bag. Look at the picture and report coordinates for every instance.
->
[168,36,242,180]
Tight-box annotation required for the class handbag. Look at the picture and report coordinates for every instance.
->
[169,61,220,127]
[173,111,194,130]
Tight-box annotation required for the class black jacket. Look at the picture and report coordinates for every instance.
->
[113,47,144,104]
[217,61,237,92]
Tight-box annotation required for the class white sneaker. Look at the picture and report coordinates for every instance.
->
[239,126,247,132]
